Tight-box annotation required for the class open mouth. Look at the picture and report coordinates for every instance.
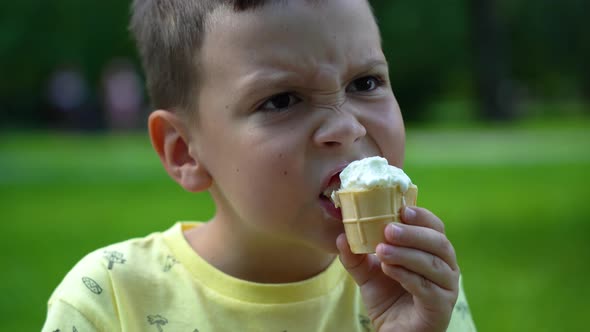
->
[318,171,343,220]
[320,172,342,201]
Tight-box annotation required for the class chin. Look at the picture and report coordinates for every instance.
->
[324,245,340,255]
[314,233,342,254]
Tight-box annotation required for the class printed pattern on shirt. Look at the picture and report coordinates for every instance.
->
[103,250,126,270]
[455,300,471,319]
[359,314,372,332]
[51,327,77,332]
[81,276,103,295]
[163,255,179,272]
[147,314,168,332]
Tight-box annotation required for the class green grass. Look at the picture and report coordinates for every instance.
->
[1,124,589,331]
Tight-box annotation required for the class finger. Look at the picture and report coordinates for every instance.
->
[337,233,379,287]
[379,263,456,309]
[384,222,458,271]
[376,243,458,291]
[401,206,445,234]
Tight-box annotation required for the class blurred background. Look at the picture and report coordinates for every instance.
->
[1,0,589,330]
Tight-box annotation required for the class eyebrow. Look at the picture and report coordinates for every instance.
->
[235,58,388,102]
[238,70,301,95]
[349,59,389,76]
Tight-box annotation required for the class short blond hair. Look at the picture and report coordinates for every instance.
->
[129,0,324,115]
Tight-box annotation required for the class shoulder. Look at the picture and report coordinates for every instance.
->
[47,228,175,329]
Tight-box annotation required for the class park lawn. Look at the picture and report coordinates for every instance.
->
[1,125,589,331]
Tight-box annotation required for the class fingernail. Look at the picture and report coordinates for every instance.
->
[404,207,416,220]
[377,243,394,256]
[389,222,403,237]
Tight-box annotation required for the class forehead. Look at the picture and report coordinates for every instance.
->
[201,0,383,86]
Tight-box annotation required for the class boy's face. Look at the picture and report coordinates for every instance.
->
[191,0,405,253]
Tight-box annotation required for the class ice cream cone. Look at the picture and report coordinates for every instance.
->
[337,184,418,254]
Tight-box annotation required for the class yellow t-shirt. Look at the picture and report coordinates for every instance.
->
[43,222,476,331]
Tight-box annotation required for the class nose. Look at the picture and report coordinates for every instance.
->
[312,106,367,148]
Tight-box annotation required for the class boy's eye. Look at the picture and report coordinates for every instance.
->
[258,92,301,112]
[346,76,383,93]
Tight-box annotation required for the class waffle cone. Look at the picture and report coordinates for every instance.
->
[336,184,418,254]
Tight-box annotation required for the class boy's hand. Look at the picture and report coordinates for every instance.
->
[337,207,459,332]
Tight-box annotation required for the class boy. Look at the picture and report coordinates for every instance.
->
[43,0,477,331]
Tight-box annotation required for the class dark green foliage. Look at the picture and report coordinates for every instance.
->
[0,1,588,127]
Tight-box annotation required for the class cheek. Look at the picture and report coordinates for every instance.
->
[222,141,306,215]
[240,154,292,192]
[200,115,312,222]
[240,124,308,179]
[233,161,305,228]
[364,99,405,166]
[243,147,303,194]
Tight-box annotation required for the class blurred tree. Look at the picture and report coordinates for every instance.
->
[372,0,471,122]
[502,0,589,112]
[0,0,138,129]
[468,0,514,121]
[0,0,587,128]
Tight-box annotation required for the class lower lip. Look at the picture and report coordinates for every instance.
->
[319,196,342,221]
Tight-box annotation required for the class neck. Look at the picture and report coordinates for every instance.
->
[185,218,336,284]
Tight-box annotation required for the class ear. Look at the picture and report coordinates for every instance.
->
[148,110,212,192]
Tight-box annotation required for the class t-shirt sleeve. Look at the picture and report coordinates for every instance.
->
[447,275,477,332]
[42,299,99,332]
[42,249,121,332]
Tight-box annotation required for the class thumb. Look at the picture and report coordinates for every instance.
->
[337,233,377,286]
